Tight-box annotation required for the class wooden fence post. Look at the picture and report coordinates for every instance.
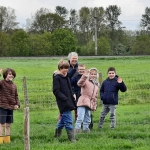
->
[99,73,102,85]
[23,77,30,150]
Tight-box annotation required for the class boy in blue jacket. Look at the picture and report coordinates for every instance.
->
[98,67,127,129]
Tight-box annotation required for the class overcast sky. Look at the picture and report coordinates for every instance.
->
[1,0,149,30]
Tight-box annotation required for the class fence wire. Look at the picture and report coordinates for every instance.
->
[0,75,149,150]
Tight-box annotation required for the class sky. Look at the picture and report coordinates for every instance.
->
[1,0,149,30]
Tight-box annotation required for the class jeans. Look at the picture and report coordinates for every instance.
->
[75,106,91,130]
[57,111,73,131]
[99,104,116,128]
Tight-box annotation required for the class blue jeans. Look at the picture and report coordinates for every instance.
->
[75,106,91,130]
[57,111,73,130]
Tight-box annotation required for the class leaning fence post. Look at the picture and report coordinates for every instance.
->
[23,77,30,150]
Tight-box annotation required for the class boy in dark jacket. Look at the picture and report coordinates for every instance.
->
[53,59,76,142]
[98,67,127,129]
[0,68,20,144]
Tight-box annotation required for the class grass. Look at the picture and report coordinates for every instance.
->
[1,104,150,150]
[0,56,150,106]
[0,56,150,149]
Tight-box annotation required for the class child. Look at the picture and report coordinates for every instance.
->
[75,68,99,133]
[71,64,86,121]
[0,68,20,144]
[53,59,76,142]
[98,67,127,129]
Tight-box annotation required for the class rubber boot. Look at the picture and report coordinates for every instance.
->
[54,128,62,138]
[0,136,3,144]
[3,135,10,143]
[66,129,76,142]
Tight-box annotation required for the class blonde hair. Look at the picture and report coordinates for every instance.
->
[88,68,99,84]
[58,59,70,70]
[68,52,78,60]
[78,64,86,68]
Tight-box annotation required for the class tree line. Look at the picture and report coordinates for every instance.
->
[0,5,150,56]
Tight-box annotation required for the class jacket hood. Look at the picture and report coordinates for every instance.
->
[53,73,67,78]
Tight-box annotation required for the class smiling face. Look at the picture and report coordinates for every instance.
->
[5,71,14,81]
[78,66,86,75]
[108,71,116,79]
[59,68,68,76]
[70,56,78,66]
[89,70,97,81]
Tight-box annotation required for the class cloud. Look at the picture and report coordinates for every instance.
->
[1,0,149,30]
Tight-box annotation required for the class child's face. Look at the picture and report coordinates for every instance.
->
[59,68,68,76]
[89,70,97,80]
[78,66,86,75]
[108,71,116,79]
[5,71,14,81]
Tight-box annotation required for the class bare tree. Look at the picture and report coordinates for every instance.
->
[0,6,18,32]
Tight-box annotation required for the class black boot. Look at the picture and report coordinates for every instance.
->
[66,129,76,142]
[89,123,93,130]
[54,128,62,138]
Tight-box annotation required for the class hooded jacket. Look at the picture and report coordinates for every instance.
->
[77,74,99,111]
[100,76,127,105]
[0,79,20,110]
[53,73,76,114]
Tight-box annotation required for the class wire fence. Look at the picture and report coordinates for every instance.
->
[1,74,149,149]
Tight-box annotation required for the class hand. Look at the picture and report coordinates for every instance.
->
[14,105,19,110]
[84,70,89,77]
[73,94,76,101]
[117,77,122,83]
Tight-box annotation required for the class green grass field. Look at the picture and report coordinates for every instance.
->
[0,56,150,149]
[1,104,150,150]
